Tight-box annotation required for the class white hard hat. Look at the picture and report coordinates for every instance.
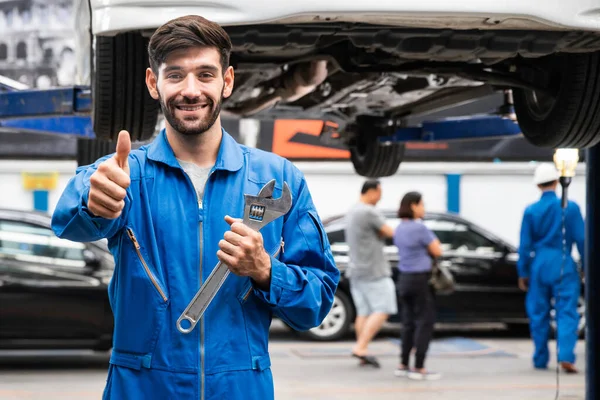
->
[533,163,560,185]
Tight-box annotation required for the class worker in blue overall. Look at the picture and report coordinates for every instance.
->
[517,163,585,374]
[51,15,339,399]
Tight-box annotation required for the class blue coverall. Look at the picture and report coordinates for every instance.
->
[51,129,340,399]
[517,190,585,368]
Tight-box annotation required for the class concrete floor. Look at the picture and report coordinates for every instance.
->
[0,327,586,400]
[271,335,585,400]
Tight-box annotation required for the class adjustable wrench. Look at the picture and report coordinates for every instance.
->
[177,179,292,334]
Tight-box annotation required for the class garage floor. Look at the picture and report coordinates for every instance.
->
[271,333,585,400]
[0,324,585,400]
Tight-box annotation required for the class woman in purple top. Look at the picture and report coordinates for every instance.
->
[393,192,443,381]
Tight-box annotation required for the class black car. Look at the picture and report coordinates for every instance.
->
[302,210,586,341]
[0,209,114,350]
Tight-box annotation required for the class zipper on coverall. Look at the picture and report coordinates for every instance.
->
[198,170,214,400]
[180,167,213,400]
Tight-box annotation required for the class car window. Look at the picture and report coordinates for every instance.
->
[327,228,345,246]
[423,219,496,252]
[0,220,86,267]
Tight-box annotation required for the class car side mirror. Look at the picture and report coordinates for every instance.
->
[83,249,101,269]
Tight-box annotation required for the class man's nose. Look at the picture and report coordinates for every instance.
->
[180,74,202,98]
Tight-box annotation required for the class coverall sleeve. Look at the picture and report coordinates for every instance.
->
[50,155,132,242]
[517,209,533,279]
[252,175,340,331]
[570,202,586,269]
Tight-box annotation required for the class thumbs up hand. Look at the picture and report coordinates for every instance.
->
[88,130,132,219]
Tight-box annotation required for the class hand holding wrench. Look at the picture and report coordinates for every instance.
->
[177,179,292,334]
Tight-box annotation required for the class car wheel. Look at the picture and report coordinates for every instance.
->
[93,32,159,142]
[350,133,405,178]
[550,295,586,338]
[513,51,600,148]
[76,138,116,167]
[302,291,354,341]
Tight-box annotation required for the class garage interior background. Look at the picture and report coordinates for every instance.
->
[0,0,588,249]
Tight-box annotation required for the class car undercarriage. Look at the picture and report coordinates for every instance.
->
[91,22,600,176]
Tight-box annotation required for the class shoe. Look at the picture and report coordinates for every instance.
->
[351,353,381,368]
[560,362,578,374]
[408,370,442,381]
[394,367,409,377]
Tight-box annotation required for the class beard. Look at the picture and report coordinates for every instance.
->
[158,87,224,136]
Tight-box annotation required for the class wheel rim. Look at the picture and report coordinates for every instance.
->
[309,295,347,338]
[524,89,556,121]
[550,296,586,335]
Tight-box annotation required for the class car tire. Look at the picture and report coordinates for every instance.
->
[76,138,116,167]
[513,51,600,148]
[506,323,530,337]
[93,32,159,142]
[350,134,405,178]
[301,291,354,341]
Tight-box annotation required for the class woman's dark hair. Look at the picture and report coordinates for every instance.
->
[398,191,423,219]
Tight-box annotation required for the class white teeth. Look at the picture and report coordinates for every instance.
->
[177,105,207,111]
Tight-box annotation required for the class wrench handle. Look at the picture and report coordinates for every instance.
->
[176,260,231,334]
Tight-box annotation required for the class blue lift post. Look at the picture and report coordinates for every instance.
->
[586,146,599,400]
[0,86,597,398]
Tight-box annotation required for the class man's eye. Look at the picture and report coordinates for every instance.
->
[199,73,213,79]
[167,74,182,79]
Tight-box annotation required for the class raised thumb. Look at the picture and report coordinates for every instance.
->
[114,130,131,170]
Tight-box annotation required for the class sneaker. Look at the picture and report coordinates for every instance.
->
[408,370,442,381]
[394,367,409,377]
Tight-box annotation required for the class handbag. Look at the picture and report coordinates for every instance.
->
[429,258,455,295]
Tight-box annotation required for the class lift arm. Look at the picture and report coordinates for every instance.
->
[0,87,94,138]
[1,85,522,142]
[379,114,521,144]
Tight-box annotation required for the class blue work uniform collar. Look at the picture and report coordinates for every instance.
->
[147,127,244,172]
[541,190,557,199]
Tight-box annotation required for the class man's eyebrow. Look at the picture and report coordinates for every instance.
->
[163,66,184,73]
[163,65,219,73]
[194,65,219,73]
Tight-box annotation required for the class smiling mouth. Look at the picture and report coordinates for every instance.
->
[175,104,209,111]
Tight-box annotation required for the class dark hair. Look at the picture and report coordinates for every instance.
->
[361,179,380,194]
[148,15,232,75]
[398,191,423,219]
[538,180,557,189]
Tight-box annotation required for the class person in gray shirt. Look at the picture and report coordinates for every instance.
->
[344,179,396,368]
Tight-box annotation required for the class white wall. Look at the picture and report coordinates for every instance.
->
[0,159,587,248]
[0,160,77,215]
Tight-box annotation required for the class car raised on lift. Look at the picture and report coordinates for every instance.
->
[73,1,600,177]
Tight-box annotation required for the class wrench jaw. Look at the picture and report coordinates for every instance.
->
[243,182,292,231]
[256,179,276,198]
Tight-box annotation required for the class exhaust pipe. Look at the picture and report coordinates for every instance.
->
[232,60,329,116]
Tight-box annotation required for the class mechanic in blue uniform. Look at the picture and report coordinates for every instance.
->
[517,163,584,374]
[51,15,339,399]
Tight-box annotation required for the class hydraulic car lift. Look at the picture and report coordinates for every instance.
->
[1,85,598,399]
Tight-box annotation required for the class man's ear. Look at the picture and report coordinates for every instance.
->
[222,66,234,98]
[146,68,159,100]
